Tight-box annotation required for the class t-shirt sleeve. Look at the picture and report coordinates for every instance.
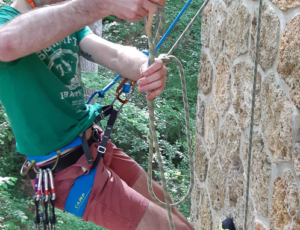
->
[76,26,93,43]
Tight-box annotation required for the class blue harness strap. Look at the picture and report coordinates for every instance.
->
[27,137,82,163]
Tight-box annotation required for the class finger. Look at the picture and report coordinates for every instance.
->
[148,0,166,7]
[129,15,144,21]
[142,59,164,77]
[142,0,158,13]
[137,67,166,86]
[138,72,161,86]
[137,7,149,18]
[138,76,166,92]
[146,85,165,100]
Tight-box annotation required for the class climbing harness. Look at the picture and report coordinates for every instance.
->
[21,83,133,229]
[243,0,263,228]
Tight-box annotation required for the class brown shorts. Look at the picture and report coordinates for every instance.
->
[31,126,149,230]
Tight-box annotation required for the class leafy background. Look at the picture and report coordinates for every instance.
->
[0,0,203,229]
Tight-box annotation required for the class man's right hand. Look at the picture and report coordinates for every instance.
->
[109,0,166,21]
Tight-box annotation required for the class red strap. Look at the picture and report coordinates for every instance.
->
[25,0,36,9]
[51,189,56,194]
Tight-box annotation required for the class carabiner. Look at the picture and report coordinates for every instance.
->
[47,168,56,230]
[47,169,56,201]
[116,79,135,104]
[36,169,43,201]
[34,173,41,230]
[43,170,50,230]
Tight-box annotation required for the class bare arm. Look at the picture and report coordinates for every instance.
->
[0,0,111,62]
[79,34,167,99]
[79,34,147,81]
[0,0,166,62]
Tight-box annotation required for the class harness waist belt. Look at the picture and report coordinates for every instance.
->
[27,136,82,163]
[27,136,95,179]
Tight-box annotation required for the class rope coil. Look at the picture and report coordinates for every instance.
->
[145,7,194,230]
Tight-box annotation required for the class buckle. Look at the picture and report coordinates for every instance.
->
[97,146,106,154]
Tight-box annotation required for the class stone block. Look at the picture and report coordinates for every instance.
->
[201,4,212,48]
[218,113,241,173]
[242,132,271,217]
[204,101,219,157]
[228,160,245,207]
[293,126,300,179]
[198,51,213,95]
[213,56,231,116]
[199,188,213,230]
[270,170,300,230]
[277,15,300,109]
[235,196,255,230]
[190,178,201,230]
[195,91,205,137]
[232,62,261,130]
[225,1,251,62]
[194,138,208,182]
[255,221,268,230]
[250,3,280,71]
[270,0,300,11]
[209,1,227,63]
[261,73,292,163]
[208,157,226,211]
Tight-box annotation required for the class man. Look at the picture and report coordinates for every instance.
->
[0,0,194,229]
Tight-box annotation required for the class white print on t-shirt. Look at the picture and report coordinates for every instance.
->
[60,89,83,100]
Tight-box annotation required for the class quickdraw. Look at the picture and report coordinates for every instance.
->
[33,169,56,230]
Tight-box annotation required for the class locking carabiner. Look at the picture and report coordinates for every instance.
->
[116,79,135,104]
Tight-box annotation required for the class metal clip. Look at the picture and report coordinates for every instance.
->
[47,169,55,201]
[97,145,106,154]
[36,169,43,201]
[34,172,41,230]
[47,168,56,230]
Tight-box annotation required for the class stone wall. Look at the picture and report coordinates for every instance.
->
[192,0,300,229]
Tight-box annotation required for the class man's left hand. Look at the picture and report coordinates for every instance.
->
[137,59,167,100]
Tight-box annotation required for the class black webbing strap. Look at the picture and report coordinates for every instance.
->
[82,105,114,164]
[97,109,119,155]
[94,105,114,124]
[81,131,94,164]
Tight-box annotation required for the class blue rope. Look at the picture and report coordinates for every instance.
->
[86,91,100,104]
[155,0,193,52]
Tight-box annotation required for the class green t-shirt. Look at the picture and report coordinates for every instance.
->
[0,6,102,156]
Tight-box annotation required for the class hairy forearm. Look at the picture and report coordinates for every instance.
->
[114,45,147,81]
[79,35,147,81]
[0,0,110,62]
